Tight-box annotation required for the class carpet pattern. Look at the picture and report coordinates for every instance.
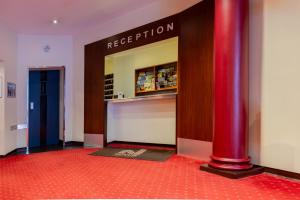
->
[0,148,299,199]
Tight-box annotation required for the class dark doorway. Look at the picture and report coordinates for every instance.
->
[28,70,60,147]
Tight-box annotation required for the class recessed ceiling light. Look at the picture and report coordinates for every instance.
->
[52,19,59,24]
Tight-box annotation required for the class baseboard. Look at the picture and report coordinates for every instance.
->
[177,138,212,161]
[84,134,103,148]
[0,142,84,158]
[64,141,84,147]
[0,147,27,158]
[107,141,176,149]
[200,163,300,180]
[264,166,300,180]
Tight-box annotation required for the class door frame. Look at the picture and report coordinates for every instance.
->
[27,66,66,147]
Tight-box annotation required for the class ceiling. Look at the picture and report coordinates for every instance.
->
[0,0,158,35]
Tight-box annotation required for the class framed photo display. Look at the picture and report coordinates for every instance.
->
[7,82,16,98]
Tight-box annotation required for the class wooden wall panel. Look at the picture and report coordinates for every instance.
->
[84,0,214,142]
[84,43,105,134]
[84,15,179,135]
[177,0,214,141]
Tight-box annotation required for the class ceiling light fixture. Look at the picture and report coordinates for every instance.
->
[52,19,59,24]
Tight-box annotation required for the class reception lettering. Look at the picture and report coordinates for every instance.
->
[107,22,174,49]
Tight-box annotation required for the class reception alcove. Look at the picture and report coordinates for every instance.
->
[84,0,214,147]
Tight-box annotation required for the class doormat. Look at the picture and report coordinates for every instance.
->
[89,147,175,162]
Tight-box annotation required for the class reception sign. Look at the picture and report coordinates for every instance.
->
[103,15,179,55]
[107,22,175,50]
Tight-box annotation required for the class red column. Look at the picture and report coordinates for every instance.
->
[209,0,252,170]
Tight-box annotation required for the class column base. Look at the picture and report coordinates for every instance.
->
[209,155,253,170]
[200,164,264,179]
[209,160,253,170]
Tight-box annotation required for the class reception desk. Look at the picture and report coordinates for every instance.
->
[106,93,176,145]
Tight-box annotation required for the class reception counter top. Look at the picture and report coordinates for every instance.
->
[105,93,177,103]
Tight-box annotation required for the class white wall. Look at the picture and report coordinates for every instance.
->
[17,35,73,147]
[249,0,300,173]
[107,97,176,145]
[73,0,201,141]
[260,0,300,173]
[0,63,6,155]
[0,23,18,155]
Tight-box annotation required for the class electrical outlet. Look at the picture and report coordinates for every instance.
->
[10,125,18,131]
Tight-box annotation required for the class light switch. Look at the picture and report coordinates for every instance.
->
[30,102,34,110]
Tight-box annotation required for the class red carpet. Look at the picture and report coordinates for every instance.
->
[0,148,300,199]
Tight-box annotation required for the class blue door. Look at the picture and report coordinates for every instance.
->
[28,70,60,147]
[29,71,41,147]
[46,70,60,145]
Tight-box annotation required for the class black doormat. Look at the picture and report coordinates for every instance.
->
[89,147,175,162]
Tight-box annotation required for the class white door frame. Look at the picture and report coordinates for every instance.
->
[27,66,66,148]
